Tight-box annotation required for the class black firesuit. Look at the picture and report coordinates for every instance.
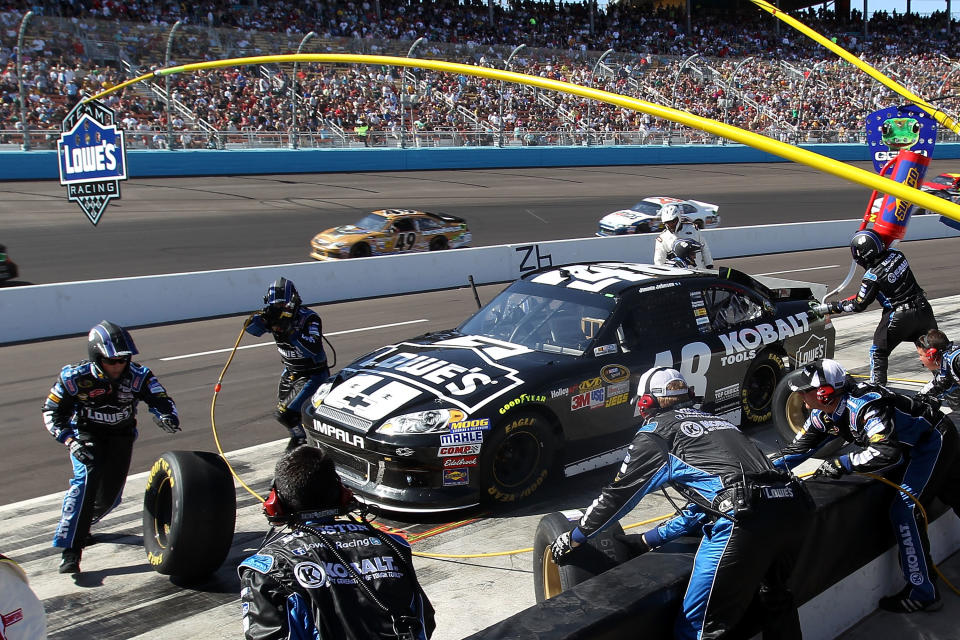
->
[771,382,960,603]
[836,248,936,385]
[246,306,329,434]
[238,518,435,640]
[42,360,178,550]
[570,402,813,640]
[920,343,960,410]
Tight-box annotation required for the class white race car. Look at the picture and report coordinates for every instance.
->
[596,197,720,236]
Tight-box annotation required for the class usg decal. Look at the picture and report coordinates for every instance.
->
[57,99,127,226]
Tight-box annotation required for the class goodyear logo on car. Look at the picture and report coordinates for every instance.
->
[57,99,127,226]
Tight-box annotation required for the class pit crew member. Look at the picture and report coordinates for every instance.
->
[653,205,714,269]
[552,367,812,639]
[246,278,329,450]
[771,359,960,613]
[43,320,179,574]
[239,445,435,640]
[915,329,960,410]
[811,230,936,385]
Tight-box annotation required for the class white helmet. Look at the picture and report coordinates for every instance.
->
[660,204,681,224]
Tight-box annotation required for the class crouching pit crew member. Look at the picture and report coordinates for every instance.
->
[43,320,179,575]
[915,329,960,410]
[551,367,812,639]
[771,359,960,613]
[239,445,436,640]
[246,277,330,450]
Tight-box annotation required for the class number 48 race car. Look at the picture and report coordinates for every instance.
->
[302,262,834,513]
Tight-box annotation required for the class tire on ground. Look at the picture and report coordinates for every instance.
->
[740,351,785,424]
[532,511,631,602]
[480,411,556,505]
[771,370,845,455]
[143,450,236,580]
[350,243,371,258]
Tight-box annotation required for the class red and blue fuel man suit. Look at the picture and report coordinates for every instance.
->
[771,383,960,604]
[42,360,178,550]
[570,403,812,639]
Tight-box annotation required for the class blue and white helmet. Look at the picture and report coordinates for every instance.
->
[264,277,302,310]
[87,320,138,362]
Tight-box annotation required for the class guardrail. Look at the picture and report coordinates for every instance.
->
[2,215,957,344]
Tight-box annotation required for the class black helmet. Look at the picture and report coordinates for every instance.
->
[87,320,138,363]
[671,237,702,267]
[850,230,886,268]
[263,278,302,327]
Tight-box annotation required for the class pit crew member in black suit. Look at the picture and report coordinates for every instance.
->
[915,329,960,410]
[246,277,329,450]
[551,367,812,640]
[239,445,435,640]
[43,320,179,575]
[811,230,936,385]
[771,359,960,613]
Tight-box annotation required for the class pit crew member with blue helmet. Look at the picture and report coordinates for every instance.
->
[770,359,960,613]
[246,277,329,450]
[43,320,179,575]
[551,367,811,640]
[915,329,960,410]
[239,445,435,640]
[811,230,936,385]
[654,205,714,269]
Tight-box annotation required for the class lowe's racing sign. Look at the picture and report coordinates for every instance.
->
[57,99,127,226]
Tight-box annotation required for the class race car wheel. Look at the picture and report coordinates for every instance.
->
[429,236,448,251]
[143,450,236,581]
[481,411,557,505]
[771,370,844,456]
[740,351,785,424]
[350,243,371,258]
[634,222,651,234]
[694,219,705,230]
[532,511,631,602]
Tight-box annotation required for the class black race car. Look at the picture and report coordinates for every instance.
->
[302,262,835,513]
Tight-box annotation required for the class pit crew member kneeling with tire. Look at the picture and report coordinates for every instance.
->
[246,277,330,451]
[239,445,436,640]
[551,367,812,640]
[654,205,714,269]
[915,329,960,411]
[43,320,179,575]
[770,359,960,613]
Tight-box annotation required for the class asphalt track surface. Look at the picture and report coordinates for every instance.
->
[1,163,959,639]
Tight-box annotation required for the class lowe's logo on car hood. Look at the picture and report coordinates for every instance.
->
[347,336,528,414]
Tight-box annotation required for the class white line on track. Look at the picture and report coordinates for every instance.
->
[159,318,430,361]
[755,265,840,276]
[525,208,548,223]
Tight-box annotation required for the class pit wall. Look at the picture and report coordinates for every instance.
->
[1,215,958,343]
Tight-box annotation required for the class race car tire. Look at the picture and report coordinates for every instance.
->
[740,351,785,424]
[771,370,844,456]
[429,236,448,251]
[634,222,651,234]
[532,511,631,602]
[143,450,236,581]
[349,243,372,258]
[480,411,557,505]
[694,219,705,230]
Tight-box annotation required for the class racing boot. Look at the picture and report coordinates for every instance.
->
[878,584,942,613]
[59,547,82,574]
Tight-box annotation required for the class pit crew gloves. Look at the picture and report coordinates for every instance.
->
[814,458,847,479]
[69,440,95,465]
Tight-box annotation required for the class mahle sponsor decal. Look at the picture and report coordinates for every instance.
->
[440,430,483,446]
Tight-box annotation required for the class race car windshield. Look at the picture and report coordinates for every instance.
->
[351,213,390,231]
[458,281,616,355]
[629,201,663,215]
[929,175,954,186]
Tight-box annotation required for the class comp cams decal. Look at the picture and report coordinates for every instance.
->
[438,444,482,456]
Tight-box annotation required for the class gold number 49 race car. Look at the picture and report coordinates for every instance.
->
[310,209,472,260]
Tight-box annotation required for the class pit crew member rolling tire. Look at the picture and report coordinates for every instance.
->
[142,450,237,581]
[771,369,844,456]
[533,510,631,602]
[480,411,558,505]
[740,351,785,425]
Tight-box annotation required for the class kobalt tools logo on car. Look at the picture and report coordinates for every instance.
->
[354,341,524,413]
[718,312,811,356]
[57,99,127,226]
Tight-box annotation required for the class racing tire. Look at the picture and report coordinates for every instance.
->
[694,219,705,230]
[480,411,557,505]
[740,351,785,425]
[429,236,448,251]
[349,243,371,258]
[771,371,844,456]
[143,450,236,581]
[532,511,631,602]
